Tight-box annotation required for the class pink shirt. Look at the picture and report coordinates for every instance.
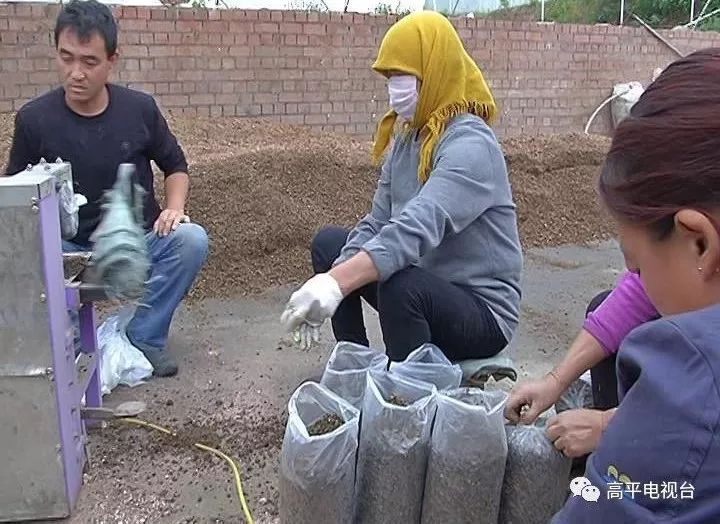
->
[583,271,659,355]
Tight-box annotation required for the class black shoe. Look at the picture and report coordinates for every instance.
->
[141,350,178,377]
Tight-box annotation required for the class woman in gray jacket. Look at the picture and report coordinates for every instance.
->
[281,11,523,362]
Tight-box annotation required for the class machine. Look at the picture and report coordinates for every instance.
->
[0,160,111,521]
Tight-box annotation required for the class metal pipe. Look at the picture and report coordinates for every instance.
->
[691,0,695,22]
[698,0,714,21]
[620,0,624,25]
[541,0,545,22]
[631,13,685,57]
[686,5,720,28]
[584,91,625,135]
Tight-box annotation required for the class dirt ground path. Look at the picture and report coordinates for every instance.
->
[60,240,624,524]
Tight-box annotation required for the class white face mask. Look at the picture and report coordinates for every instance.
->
[388,75,418,121]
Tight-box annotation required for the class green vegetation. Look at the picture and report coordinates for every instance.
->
[374,2,413,16]
[482,0,720,31]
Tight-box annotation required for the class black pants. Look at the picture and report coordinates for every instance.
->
[586,290,619,410]
[311,226,508,362]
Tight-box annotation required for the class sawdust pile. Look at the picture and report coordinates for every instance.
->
[0,113,613,301]
[0,113,14,169]
[502,132,613,247]
[168,116,378,300]
[169,117,613,300]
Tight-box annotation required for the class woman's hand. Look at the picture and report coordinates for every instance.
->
[280,273,344,348]
[546,408,609,458]
[505,373,566,424]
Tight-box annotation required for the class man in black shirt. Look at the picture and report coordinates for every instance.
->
[4,0,209,377]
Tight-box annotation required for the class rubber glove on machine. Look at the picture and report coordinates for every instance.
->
[280,273,344,350]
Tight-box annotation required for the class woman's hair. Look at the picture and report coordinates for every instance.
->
[599,48,720,239]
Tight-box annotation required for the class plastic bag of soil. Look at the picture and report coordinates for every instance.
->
[355,369,437,524]
[554,372,593,414]
[421,388,509,524]
[320,341,389,408]
[389,343,462,391]
[90,163,150,302]
[279,381,360,524]
[499,418,572,524]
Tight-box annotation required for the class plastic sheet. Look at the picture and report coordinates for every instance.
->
[389,343,462,391]
[421,388,508,524]
[355,369,437,524]
[90,164,150,301]
[499,419,573,524]
[279,382,360,524]
[97,307,153,395]
[554,373,594,414]
[320,341,389,408]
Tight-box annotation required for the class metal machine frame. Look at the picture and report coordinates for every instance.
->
[0,162,105,521]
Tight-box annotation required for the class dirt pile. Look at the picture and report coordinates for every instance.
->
[170,117,377,300]
[173,119,612,300]
[0,113,15,172]
[503,132,613,248]
[0,113,613,301]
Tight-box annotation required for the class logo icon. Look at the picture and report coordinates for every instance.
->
[582,485,601,502]
[570,476,600,503]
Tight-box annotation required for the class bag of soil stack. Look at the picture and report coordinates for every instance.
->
[554,371,594,414]
[389,343,462,391]
[499,417,572,524]
[320,341,389,408]
[355,368,438,524]
[421,388,509,524]
[279,381,360,524]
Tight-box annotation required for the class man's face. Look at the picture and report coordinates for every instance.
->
[56,27,117,105]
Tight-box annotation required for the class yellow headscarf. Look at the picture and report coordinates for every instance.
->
[371,10,497,184]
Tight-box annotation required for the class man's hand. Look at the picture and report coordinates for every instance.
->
[153,208,189,237]
[546,408,607,458]
[280,273,344,348]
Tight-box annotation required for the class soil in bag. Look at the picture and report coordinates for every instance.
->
[279,382,360,524]
[499,419,572,524]
[421,388,509,524]
[355,369,437,524]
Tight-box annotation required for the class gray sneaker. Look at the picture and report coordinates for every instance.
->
[141,349,178,377]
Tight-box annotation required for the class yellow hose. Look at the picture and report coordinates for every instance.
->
[120,417,255,524]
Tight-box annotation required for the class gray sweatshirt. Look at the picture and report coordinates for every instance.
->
[335,113,523,344]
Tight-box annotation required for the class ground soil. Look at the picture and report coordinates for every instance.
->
[0,112,617,523]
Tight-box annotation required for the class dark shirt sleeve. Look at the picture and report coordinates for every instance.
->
[4,111,36,176]
[148,98,188,177]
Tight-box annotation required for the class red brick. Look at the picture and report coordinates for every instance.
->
[123,45,149,57]
[303,23,326,35]
[255,22,279,33]
[120,19,147,31]
[150,9,166,20]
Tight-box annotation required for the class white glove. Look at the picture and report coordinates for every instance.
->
[280,273,344,348]
[293,322,321,351]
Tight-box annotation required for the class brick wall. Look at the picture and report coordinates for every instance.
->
[2,1,720,138]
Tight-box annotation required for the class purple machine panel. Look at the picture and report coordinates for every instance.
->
[0,163,103,521]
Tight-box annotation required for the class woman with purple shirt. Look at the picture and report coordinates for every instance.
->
[584,271,659,407]
[508,48,720,522]
[505,270,659,457]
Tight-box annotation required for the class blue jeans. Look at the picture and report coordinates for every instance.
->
[63,223,209,353]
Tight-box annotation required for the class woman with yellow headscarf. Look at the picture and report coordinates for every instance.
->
[281,11,523,365]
